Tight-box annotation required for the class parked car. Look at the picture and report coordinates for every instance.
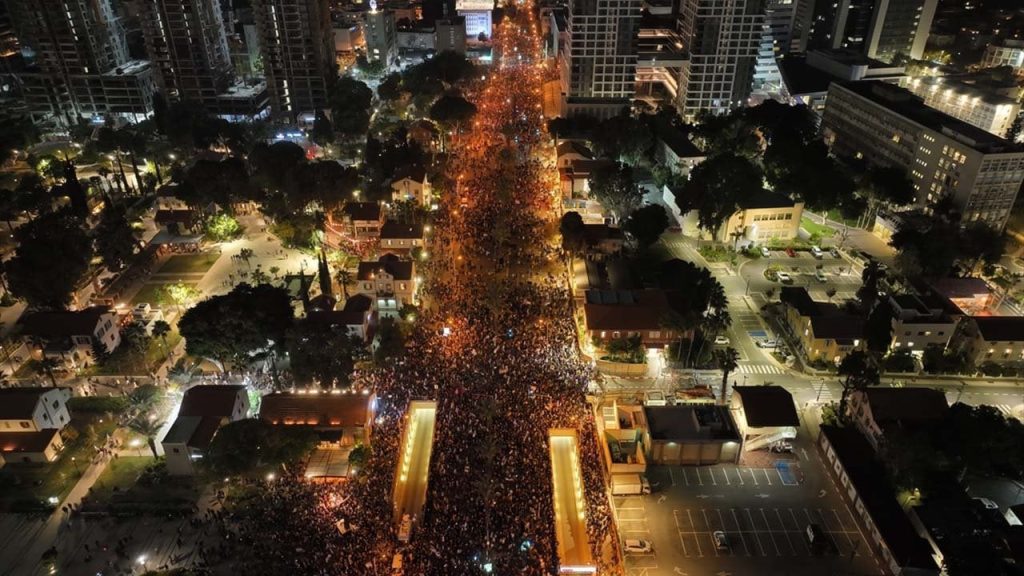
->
[713,531,729,550]
[624,539,653,554]
[756,339,778,349]
[815,269,827,282]
[975,497,999,510]
[713,335,730,345]
[776,271,793,284]
[810,246,823,259]
[760,246,771,258]
[785,248,797,258]
[805,524,835,555]
[829,247,840,258]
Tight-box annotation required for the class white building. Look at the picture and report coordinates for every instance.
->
[562,0,641,118]
[364,6,397,66]
[903,76,1020,138]
[981,39,1024,72]
[162,385,250,475]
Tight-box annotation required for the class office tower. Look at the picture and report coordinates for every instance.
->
[252,0,336,119]
[752,0,795,95]
[677,0,764,119]
[8,0,155,123]
[822,81,1024,230]
[365,5,397,66]
[563,0,641,118]
[806,0,936,63]
[436,17,467,54]
[981,39,1024,72]
[139,0,234,103]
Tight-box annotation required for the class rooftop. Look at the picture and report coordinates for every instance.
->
[861,388,949,424]
[733,386,799,427]
[20,307,112,339]
[653,123,704,159]
[162,415,222,449]
[356,256,414,281]
[556,140,594,159]
[342,201,382,222]
[972,316,1024,342]
[391,165,427,183]
[834,81,1021,153]
[380,220,425,239]
[583,289,671,332]
[0,429,61,453]
[820,426,937,571]
[0,387,68,420]
[643,405,740,441]
[737,189,797,210]
[260,393,370,427]
[179,385,245,419]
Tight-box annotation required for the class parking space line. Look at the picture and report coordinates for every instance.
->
[678,531,689,558]
[759,508,783,556]
[749,468,758,486]
[690,511,704,558]
[763,468,773,486]
[703,510,718,557]
[744,508,767,556]
[828,508,858,554]
[730,509,751,556]
[723,467,731,485]
[774,509,797,555]
[709,468,717,486]
[696,468,704,486]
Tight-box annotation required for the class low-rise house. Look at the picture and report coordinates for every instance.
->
[379,220,426,255]
[331,201,384,240]
[779,287,864,364]
[652,123,705,175]
[559,159,614,197]
[556,140,593,168]
[729,386,799,453]
[887,294,958,354]
[260,391,373,446]
[162,385,250,476]
[818,426,939,576]
[961,316,1024,367]
[19,307,121,369]
[929,278,991,315]
[355,255,417,318]
[582,289,684,348]
[847,388,949,452]
[582,223,625,257]
[0,387,72,463]
[305,294,375,343]
[677,190,803,244]
[390,166,431,207]
[637,404,741,465]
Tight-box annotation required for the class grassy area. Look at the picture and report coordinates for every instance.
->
[698,245,738,264]
[88,330,182,376]
[89,457,152,501]
[800,216,836,239]
[0,415,119,511]
[156,253,220,276]
[129,282,198,306]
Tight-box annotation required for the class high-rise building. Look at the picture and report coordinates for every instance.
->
[676,0,764,119]
[822,81,1024,230]
[252,0,336,119]
[806,0,936,64]
[902,76,1020,138]
[139,0,234,103]
[8,0,155,123]
[364,6,397,66]
[981,39,1024,72]
[563,0,641,118]
[436,17,467,55]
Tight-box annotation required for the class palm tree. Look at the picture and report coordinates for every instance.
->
[661,309,697,366]
[238,248,255,269]
[715,347,739,405]
[335,268,354,301]
[32,357,60,386]
[837,351,880,420]
[127,416,164,458]
[152,320,172,356]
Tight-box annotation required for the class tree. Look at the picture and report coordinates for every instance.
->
[674,153,762,235]
[31,358,61,386]
[864,301,895,358]
[309,111,334,148]
[625,204,669,249]
[335,268,354,300]
[127,416,164,458]
[378,72,404,101]
[0,116,38,165]
[959,222,1005,273]
[374,318,405,364]
[287,320,366,388]
[856,260,886,311]
[204,212,243,241]
[356,54,386,76]
[766,140,857,216]
[715,347,739,404]
[429,93,478,141]
[204,419,318,475]
[693,110,761,158]
[6,210,92,309]
[860,165,916,221]
[122,322,151,354]
[249,141,307,195]
[837,351,879,419]
[94,201,138,271]
[152,320,172,356]
[329,77,374,138]
[162,282,200,314]
[348,444,369,472]
[588,162,641,222]
[590,115,653,165]
[178,283,294,368]
[559,211,586,254]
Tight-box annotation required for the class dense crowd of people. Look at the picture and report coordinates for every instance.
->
[223,2,618,575]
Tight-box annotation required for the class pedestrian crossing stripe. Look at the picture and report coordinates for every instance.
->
[736,364,787,374]
[995,405,1020,421]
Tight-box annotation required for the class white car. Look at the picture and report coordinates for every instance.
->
[713,335,730,345]
[760,246,771,258]
[623,539,653,554]
[756,339,778,349]
[815,269,827,282]
[713,531,729,550]
[810,246,824,259]
[776,271,793,284]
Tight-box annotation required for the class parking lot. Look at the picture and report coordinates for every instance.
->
[617,447,882,575]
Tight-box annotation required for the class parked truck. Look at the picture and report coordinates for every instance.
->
[611,473,651,496]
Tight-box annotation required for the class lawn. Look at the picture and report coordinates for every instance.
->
[89,330,182,376]
[156,253,221,276]
[129,282,197,306]
[800,216,836,239]
[0,415,119,511]
[89,457,152,501]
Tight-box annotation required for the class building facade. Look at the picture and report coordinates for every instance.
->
[676,0,764,119]
[902,76,1020,138]
[822,81,1024,230]
[364,7,397,66]
[252,0,336,119]
[981,39,1024,72]
[806,0,935,64]
[563,0,641,118]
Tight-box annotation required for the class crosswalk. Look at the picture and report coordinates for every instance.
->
[736,363,788,375]
[994,404,1021,421]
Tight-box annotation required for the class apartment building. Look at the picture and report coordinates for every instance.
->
[562,0,641,118]
[8,0,155,123]
[822,81,1024,230]
[981,39,1024,72]
[806,0,936,64]
[252,0,336,119]
[365,6,397,66]
[903,76,1020,138]
[676,0,763,119]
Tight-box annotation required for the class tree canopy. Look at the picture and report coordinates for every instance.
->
[588,162,641,222]
[559,211,586,254]
[429,93,478,127]
[6,209,92,309]
[589,115,653,165]
[625,204,669,249]
[287,319,367,388]
[674,153,763,234]
[178,283,294,367]
[94,201,138,271]
[205,419,318,475]
[328,77,374,137]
